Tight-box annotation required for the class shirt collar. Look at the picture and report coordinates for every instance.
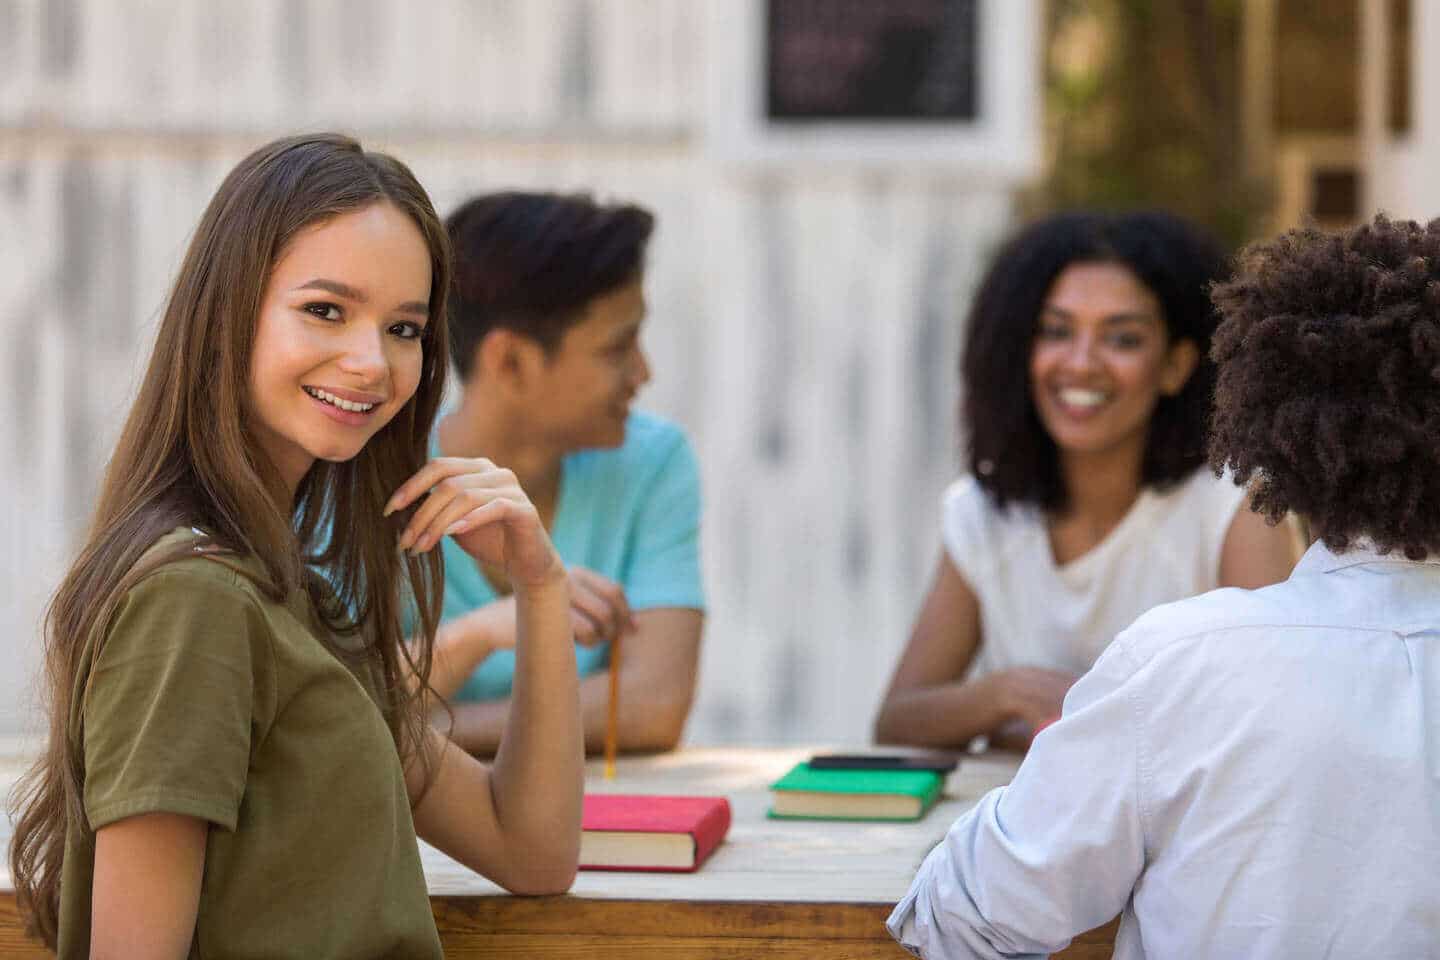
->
[1293,537,1440,576]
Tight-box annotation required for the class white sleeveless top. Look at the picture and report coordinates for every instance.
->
[942,469,1247,680]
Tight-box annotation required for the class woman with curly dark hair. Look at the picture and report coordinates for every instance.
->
[888,215,1440,959]
[875,211,1297,751]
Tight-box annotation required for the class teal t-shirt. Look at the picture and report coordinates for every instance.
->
[439,411,704,702]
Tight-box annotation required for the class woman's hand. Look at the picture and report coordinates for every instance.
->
[386,457,563,589]
[981,667,1078,731]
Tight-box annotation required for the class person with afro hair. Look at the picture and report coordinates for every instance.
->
[874,211,1298,753]
[886,214,1440,959]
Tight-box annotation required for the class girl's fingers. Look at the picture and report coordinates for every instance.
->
[395,464,521,551]
[386,457,490,516]
[412,490,527,554]
[440,494,532,538]
[429,480,560,587]
[401,482,471,552]
[395,469,476,549]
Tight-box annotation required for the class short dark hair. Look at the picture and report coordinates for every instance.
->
[445,191,655,377]
[1209,215,1440,560]
[962,210,1228,511]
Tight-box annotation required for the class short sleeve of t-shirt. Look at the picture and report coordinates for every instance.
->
[83,564,270,833]
[939,476,1006,588]
[621,433,704,611]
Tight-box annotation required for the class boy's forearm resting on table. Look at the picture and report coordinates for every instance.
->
[439,608,701,756]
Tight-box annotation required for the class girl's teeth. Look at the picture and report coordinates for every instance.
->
[1059,388,1107,408]
[306,387,375,413]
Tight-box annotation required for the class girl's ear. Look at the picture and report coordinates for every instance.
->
[1161,337,1200,396]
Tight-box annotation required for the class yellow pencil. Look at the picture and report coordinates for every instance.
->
[604,631,621,780]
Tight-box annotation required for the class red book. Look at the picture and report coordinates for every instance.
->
[579,794,731,872]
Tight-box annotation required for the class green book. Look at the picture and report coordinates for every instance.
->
[768,763,943,821]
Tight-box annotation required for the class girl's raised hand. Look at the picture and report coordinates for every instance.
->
[386,458,563,589]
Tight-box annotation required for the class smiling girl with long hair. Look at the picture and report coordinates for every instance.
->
[8,133,582,958]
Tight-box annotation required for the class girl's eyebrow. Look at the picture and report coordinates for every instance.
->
[1101,313,1158,326]
[293,277,429,317]
[1041,304,1156,325]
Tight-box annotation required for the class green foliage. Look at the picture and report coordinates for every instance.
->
[1033,0,1266,249]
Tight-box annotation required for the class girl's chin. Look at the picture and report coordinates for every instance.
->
[310,443,369,465]
[1050,428,1146,459]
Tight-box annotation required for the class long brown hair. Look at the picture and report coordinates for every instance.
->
[7,133,451,946]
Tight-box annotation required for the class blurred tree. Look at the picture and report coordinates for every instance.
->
[1034,0,1266,248]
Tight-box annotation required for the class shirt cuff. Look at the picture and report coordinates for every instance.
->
[887,885,927,957]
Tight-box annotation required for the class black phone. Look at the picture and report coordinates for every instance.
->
[807,752,959,774]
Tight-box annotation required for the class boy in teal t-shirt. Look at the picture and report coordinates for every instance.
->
[436,410,703,701]
[424,191,706,756]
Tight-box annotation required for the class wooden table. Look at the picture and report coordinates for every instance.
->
[2,745,1117,958]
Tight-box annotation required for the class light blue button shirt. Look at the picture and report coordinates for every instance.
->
[438,411,704,702]
[888,540,1440,959]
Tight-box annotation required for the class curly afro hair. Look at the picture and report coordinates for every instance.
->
[1209,215,1440,560]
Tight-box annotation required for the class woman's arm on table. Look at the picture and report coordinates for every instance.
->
[441,606,702,756]
[874,553,1075,749]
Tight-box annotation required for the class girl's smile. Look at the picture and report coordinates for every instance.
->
[302,385,385,422]
[1029,261,1196,461]
[1052,386,1112,418]
[248,202,432,492]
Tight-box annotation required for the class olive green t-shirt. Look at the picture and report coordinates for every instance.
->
[57,529,442,959]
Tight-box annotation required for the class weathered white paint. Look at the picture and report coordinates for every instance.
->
[1366,0,1437,219]
[0,0,1029,745]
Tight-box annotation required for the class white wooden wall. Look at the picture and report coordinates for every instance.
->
[0,0,1018,744]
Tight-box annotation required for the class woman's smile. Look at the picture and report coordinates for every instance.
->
[248,202,431,491]
[1051,386,1112,418]
[1029,261,1193,461]
[302,384,385,424]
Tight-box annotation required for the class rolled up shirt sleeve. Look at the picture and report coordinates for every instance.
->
[888,638,1148,959]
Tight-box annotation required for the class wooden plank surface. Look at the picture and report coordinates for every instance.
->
[0,894,51,959]
[434,896,897,940]
[435,933,907,958]
[0,891,1118,959]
